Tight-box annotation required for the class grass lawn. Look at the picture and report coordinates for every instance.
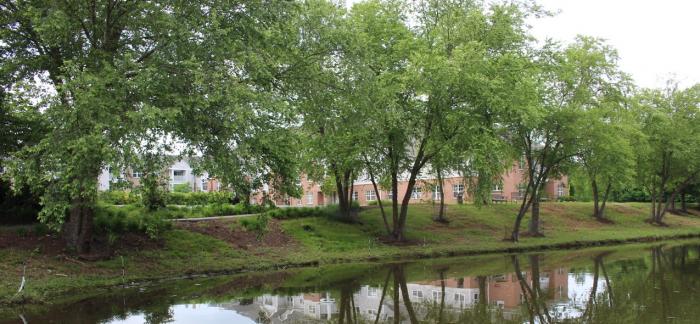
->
[1,201,700,305]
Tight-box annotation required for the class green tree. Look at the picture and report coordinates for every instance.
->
[567,37,635,221]
[633,82,700,224]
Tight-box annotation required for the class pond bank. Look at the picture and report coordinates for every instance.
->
[2,202,700,306]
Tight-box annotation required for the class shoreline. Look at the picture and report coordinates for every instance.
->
[2,231,700,307]
[2,202,700,306]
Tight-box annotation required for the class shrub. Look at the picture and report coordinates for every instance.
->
[173,183,192,193]
[165,191,232,205]
[98,190,140,205]
[241,214,269,240]
[557,196,576,202]
[264,206,336,220]
[0,180,40,224]
[94,205,172,239]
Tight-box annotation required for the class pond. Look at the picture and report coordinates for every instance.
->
[2,240,700,323]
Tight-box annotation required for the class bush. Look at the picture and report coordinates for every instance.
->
[0,180,40,224]
[265,206,336,220]
[173,183,192,193]
[165,191,232,205]
[98,190,140,205]
[241,214,269,240]
[94,205,172,239]
[557,196,576,202]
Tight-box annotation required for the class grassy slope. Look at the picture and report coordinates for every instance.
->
[1,202,700,304]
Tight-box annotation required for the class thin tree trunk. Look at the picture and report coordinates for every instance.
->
[366,160,391,235]
[435,168,446,222]
[681,191,687,213]
[592,179,600,218]
[599,182,612,219]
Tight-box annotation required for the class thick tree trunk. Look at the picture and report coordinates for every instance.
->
[63,197,95,254]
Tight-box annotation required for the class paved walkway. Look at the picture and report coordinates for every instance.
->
[170,213,260,222]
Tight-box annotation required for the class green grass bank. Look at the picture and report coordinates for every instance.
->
[1,202,700,305]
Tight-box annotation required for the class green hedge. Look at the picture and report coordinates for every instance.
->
[264,205,340,220]
[99,190,234,206]
[165,192,233,205]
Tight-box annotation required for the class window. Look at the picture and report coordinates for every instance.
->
[454,294,465,302]
[493,183,502,192]
[411,187,422,199]
[201,179,209,192]
[412,290,423,298]
[452,184,464,198]
[352,191,358,201]
[308,305,316,314]
[557,183,565,197]
[432,291,443,299]
[473,293,479,301]
[386,190,393,199]
[365,190,376,201]
[306,192,314,205]
[518,158,526,170]
[368,287,378,297]
[432,186,442,200]
[173,170,186,182]
[131,171,142,178]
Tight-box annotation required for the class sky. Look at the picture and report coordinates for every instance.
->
[345,0,700,89]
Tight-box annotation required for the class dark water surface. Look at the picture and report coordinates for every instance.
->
[2,241,700,323]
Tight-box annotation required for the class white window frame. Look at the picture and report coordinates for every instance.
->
[411,187,422,199]
[432,185,442,200]
[452,184,464,198]
[306,192,314,205]
[131,171,142,179]
[493,183,503,192]
[352,191,358,201]
[557,183,565,197]
[365,190,376,201]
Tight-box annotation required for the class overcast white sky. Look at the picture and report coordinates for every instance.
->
[345,0,699,89]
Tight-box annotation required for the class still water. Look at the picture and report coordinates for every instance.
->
[2,241,700,323]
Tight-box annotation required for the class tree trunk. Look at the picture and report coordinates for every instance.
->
[435,168,446,223]
[599,183,612,220]
[366,161,391,235]
[511,180,534,242]
[592,179,600,218]
[681,192,687,213]
[63,197,95,254]
[529,198,541,235]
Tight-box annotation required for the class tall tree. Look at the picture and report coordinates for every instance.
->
[633,82,700,224]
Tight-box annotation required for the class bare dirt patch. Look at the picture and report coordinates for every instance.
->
[0,226,162,260]
[175,219,295,250]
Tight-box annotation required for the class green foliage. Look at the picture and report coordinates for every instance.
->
[165,192,232,206]
[172,183,192,193]
[94,205,172,239]
[99,191,140,205]
[241,214,269,240]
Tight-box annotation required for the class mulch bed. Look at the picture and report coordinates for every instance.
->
[0,226,162,260]
[175,219,295,250]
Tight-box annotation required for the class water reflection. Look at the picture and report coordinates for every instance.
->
[3,242,700,324]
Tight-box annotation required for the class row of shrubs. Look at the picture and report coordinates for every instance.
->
[99,190,235,206]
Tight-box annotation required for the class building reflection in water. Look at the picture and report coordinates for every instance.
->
[216,253,613,323]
